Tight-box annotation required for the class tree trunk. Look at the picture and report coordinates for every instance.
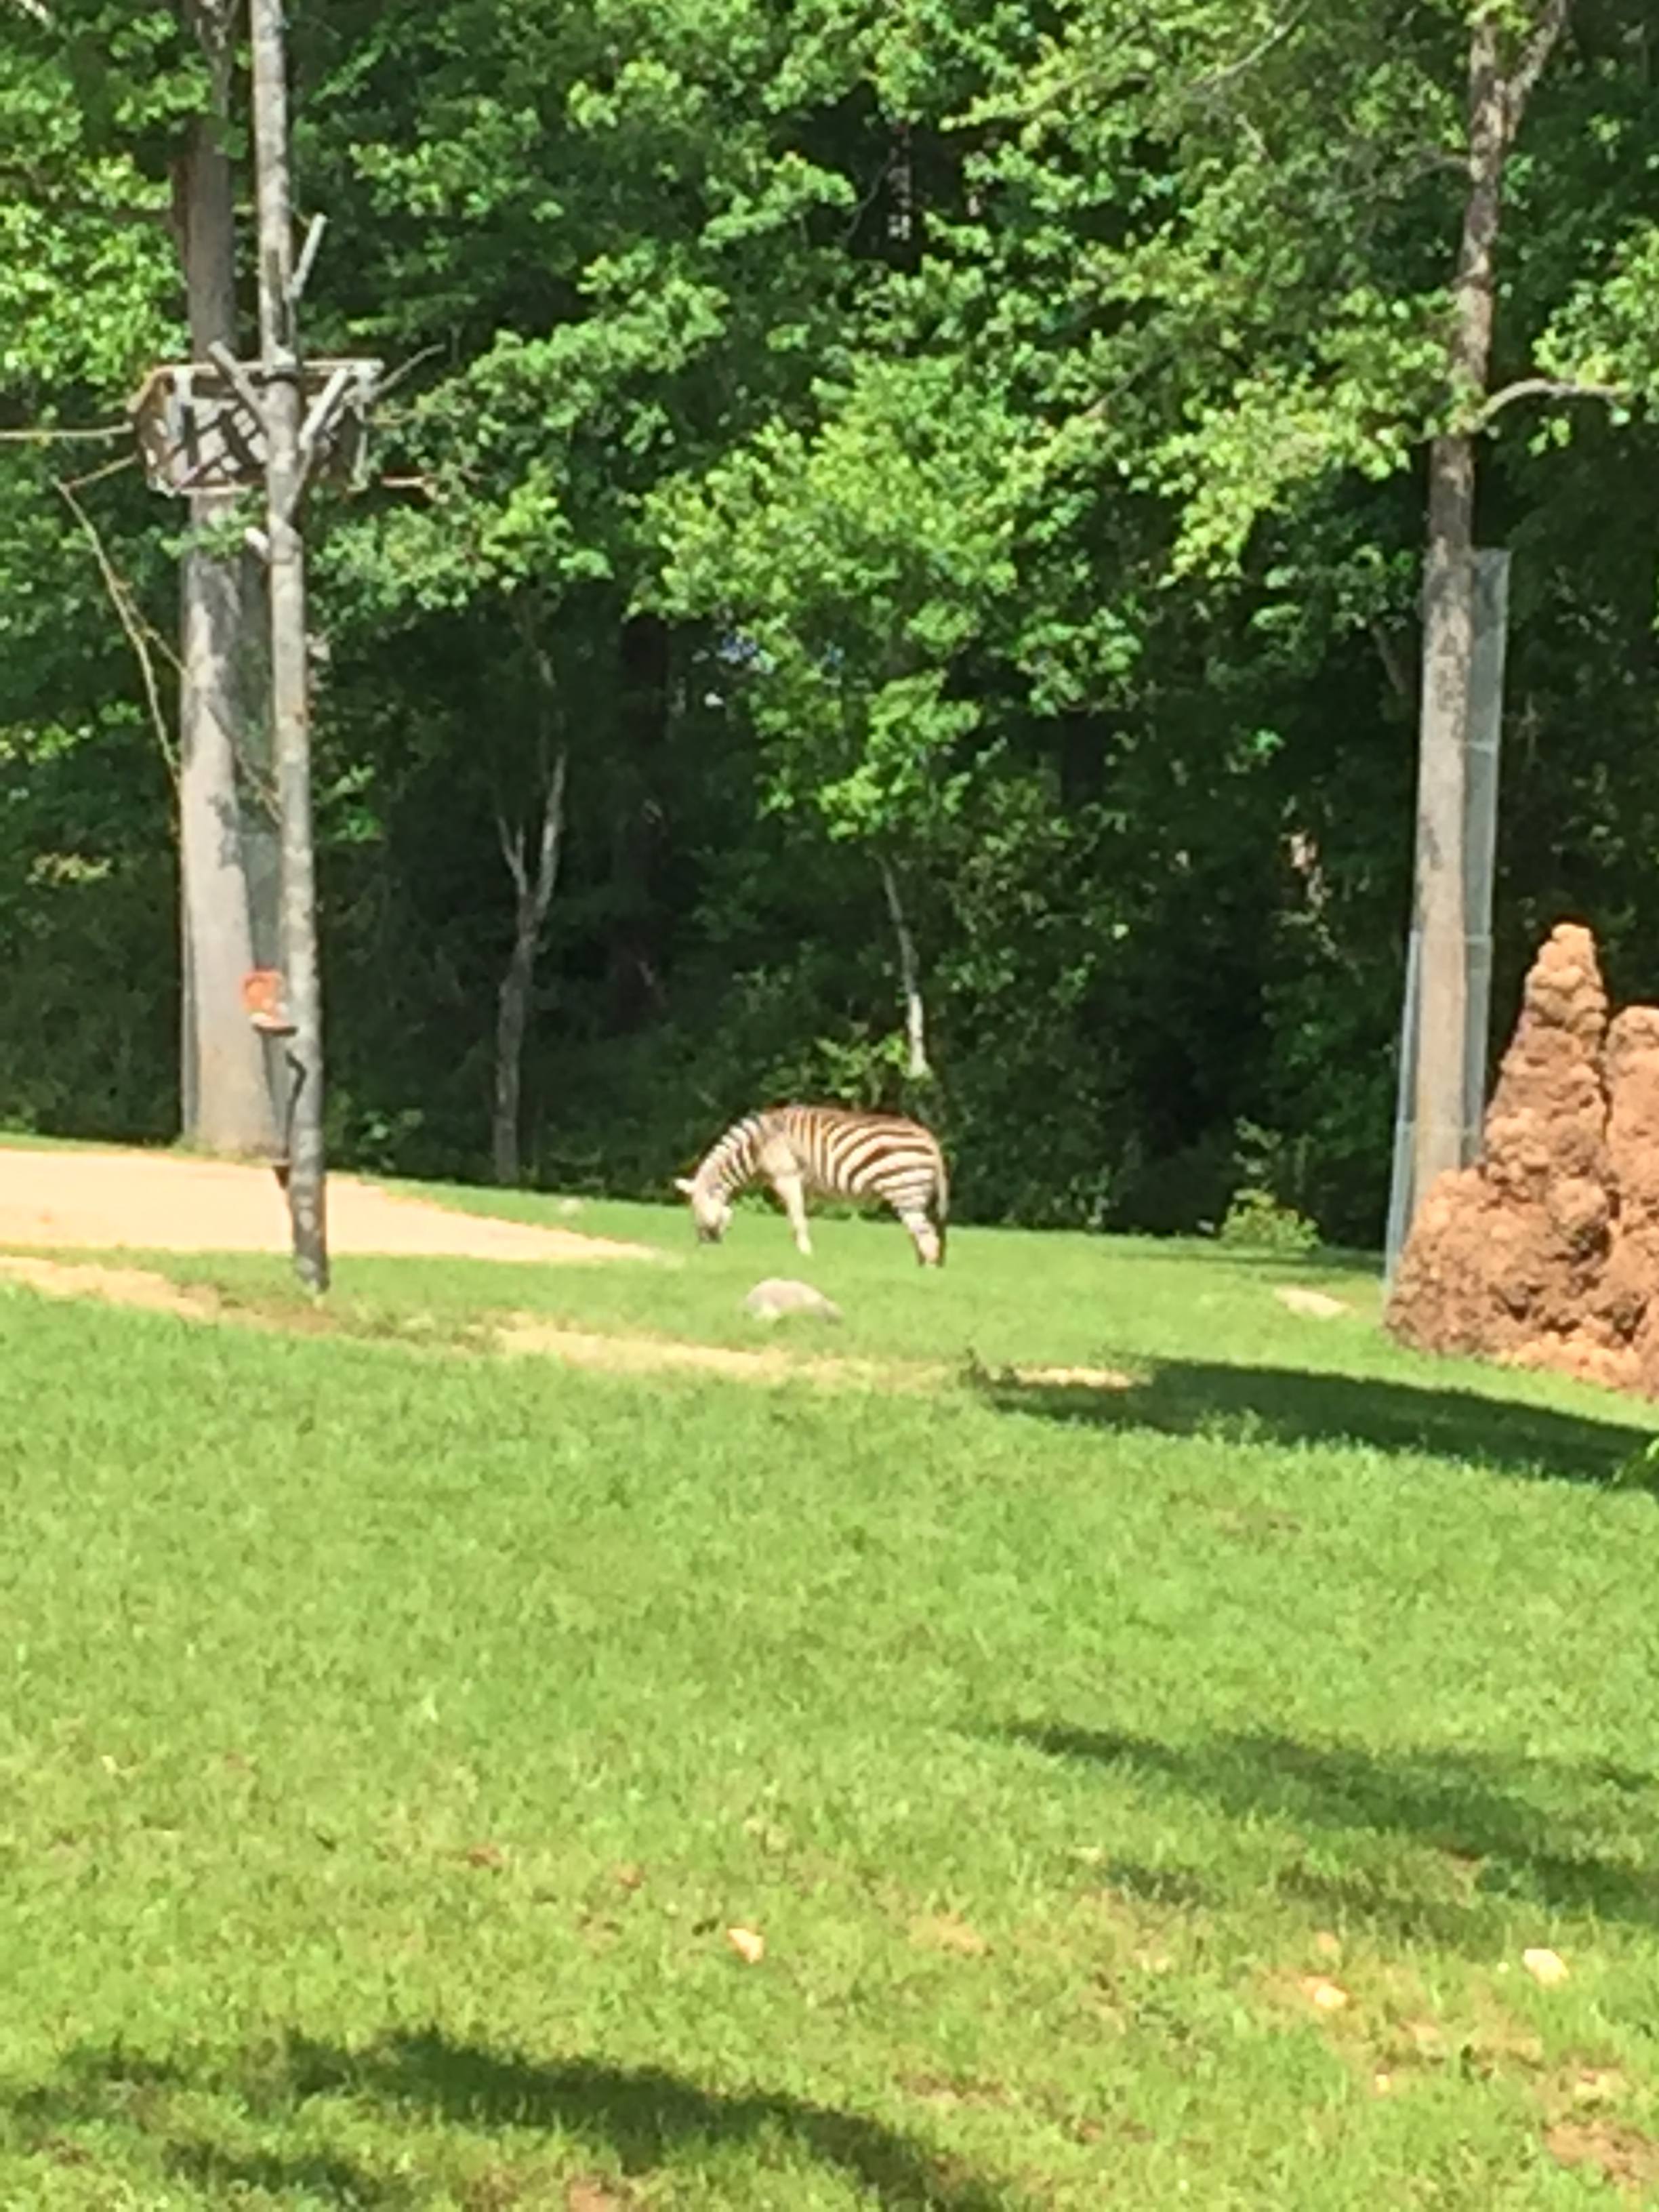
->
[492,929,535,1187]
[606,612,670,1031]
[1409,5,1562,1210]
[492,750,568,1185]
[879,857,932,1083]
[173,0,279,1157]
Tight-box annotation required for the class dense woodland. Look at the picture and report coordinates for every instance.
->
[5,0,1659,1245]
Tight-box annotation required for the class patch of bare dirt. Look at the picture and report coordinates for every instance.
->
[899,2072,1011,2108]
[1551,2065,1631,2113]
[1387,922,1659,1399]
[0,1256,938,1392]
[908,1911,991,1957]
[493,1315,940,1391]
[0,1256,222,1319]
[0,1145,657,1265]
[1274,1286,1349,1319]
[563,2182,633,2212]
[1544,2118,1659,2191]
[986,1361,1134,1391]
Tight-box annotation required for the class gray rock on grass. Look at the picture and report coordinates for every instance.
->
[743,1277,843,1325]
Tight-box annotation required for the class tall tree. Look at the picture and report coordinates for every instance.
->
[1411,0,1575,1207]
[651,356,1039,1101]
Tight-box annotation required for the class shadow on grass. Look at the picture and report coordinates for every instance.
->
[163,2137,403,2205]
[1143,1243,1382,1279]
[5,2030,1011,2209]
[980,1358,1650,1483]
[1006,1722,1659,1933]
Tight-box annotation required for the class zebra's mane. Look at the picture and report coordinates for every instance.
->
[695,1111,771,1197]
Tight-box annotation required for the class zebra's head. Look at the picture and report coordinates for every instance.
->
[674,1173,731,1244]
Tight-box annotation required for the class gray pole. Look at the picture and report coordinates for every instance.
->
[1409,523,1472,1216]
[1462,548,1509,1158]
[1385,545,1509,1287]
[249,0,327,1291]
[1383,924,1420,1289]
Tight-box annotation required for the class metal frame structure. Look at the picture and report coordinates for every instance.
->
[129,356,380,500]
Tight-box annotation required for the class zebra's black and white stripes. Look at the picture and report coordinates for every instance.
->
[675,1105,949,1266]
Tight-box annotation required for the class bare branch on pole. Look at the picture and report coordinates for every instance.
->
[0,421,130,444]
[291,213,327,303]
[53,475,180,784]
[205,337,268,425]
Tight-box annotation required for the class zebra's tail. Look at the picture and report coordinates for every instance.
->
[931,1145,949,1266]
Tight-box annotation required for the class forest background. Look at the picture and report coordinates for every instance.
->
[5,0,1659,1246]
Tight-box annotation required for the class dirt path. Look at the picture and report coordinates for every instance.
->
[0,1145,657,1264]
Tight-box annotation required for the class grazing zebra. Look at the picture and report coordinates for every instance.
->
[676,1105,949,1266]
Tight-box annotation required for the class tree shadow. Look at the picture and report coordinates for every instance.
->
[5,2054,405,2209]
[3,2030,1012,2209]
[978,1358,1650,1484]
[1146,1243,1382,1280]
[1004,1721,1659,1933]
[163,2136,405,2207]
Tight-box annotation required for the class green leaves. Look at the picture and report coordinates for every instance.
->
[0,8,182,392]
[1534,224,1659,411]
[8,0,1659,1237]
[652,356,1031,838]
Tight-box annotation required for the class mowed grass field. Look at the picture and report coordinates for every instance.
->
[3,1176,1659,2207]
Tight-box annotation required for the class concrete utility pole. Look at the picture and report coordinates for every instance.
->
[1409,522,1474,1212]
[249,0,327,1290]
[1385,548,1509,1284]
[1460,549,1509,1162]
[174,0,279,1160]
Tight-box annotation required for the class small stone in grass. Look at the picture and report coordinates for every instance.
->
[1523,1946,1569,1987]
[742,1278,842,1324]
[1299,1975,1350,2011]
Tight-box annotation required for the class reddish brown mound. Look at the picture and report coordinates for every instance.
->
[1387,922,1659,1397]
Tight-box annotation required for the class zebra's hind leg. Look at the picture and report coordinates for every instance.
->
[900,1210,941,1267]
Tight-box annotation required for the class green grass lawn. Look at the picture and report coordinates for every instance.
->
[3,1177,1659,2206]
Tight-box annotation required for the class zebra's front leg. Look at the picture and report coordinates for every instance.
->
[774,1170,813,1257]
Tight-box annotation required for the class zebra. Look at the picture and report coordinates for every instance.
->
[675,1105,949,1266]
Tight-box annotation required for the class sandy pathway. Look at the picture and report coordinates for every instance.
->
[0,1145,657,1264]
